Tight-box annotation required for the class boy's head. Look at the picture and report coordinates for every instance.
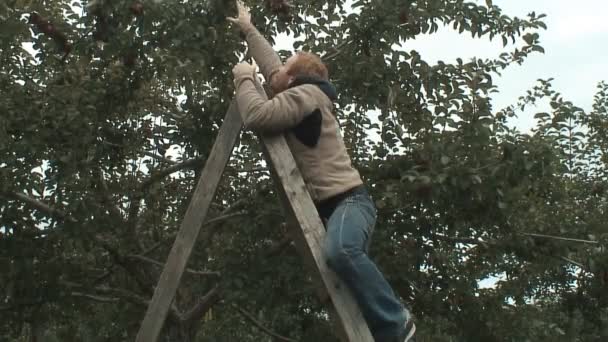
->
[270,51,328,93]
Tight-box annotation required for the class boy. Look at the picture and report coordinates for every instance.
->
[228,2,415,341]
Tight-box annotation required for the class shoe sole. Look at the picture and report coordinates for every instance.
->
[404,322,416,342]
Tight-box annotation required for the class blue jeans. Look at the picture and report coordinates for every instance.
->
[320,187,409,342]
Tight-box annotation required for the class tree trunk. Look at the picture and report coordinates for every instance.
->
[28,321,45,342]
[163,320,198,342]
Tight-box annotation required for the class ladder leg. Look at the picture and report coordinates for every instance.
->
[259,135,374,342]
[135,100,243,342]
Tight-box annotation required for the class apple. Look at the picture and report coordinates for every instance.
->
[130,1,144,16]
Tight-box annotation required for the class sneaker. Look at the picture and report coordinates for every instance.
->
[381,310,416,342]
[402,319,416,342]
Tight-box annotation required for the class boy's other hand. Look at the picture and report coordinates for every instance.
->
[227,0,252,29]
[232,61,257,80]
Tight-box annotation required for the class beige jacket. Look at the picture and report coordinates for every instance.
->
[233,23,362,203]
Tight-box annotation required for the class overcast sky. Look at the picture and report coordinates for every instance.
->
[408,0,608,132]
[274,0,608,133]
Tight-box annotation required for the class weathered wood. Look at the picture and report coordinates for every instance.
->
[259,135,373,342]
[135,100,243,342]
[246,78,374,341]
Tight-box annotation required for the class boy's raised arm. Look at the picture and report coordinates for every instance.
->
[228,1,283,82]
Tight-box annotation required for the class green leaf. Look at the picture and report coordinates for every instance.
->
[523,33,535,45]
[532,45,545,53]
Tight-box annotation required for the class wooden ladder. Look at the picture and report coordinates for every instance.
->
[135,77,373,342]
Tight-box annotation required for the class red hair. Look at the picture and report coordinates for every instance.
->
[287,51,329,80]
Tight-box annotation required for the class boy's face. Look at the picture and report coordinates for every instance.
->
[270,55,298,94]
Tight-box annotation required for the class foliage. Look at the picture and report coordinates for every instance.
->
[0,0,606,341]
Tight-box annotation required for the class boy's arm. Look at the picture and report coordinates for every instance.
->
[232,63,319,133]
[228,1,282,81]
[241,23,282,81]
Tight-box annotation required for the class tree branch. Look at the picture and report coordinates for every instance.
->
[7,192,77,223]
[226,166,269,173]
[62,280,144,302]
[198,211,249,248]
[233,304,297,342]
[64,281,182,322]
[140,156,206,190]
[182,285,222,323]
[432,231,600,247]
[559,256,587,270]
[95,169,125,221]
[126,254,221,277]
[521,232,599,244]
[71,291,119,303]
[0,300,45,312]
[135,198,248,266]
[101,141,176,165]
[143,151,177,164]
[264,233,294,257]
[431,233,489,245]
[7,192,150,290]
[321,38,353,61]
[127,155,206,225]
[203,211,248,227]
[321,12,388,62]
[94,285,150,306]
[142,211,249,254]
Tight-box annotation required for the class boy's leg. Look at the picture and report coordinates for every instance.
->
[323,190,410,342]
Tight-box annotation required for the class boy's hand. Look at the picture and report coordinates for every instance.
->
[232,61,258,79]
[227,1,252,30]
